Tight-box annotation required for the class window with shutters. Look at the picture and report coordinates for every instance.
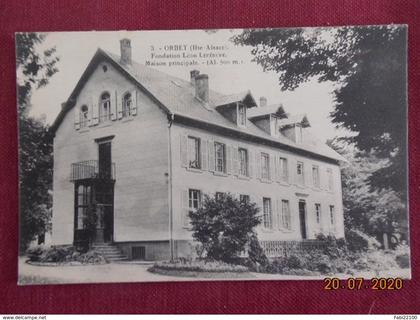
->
[315,203,321,224]
[263,197,273,229]
[312,165,320,188]
[238,148,248,176]
[188,136,201,169]
[79,105,89,128]
[261,153,270,180]
[240,194,250,203]
[296,161,304,185]
[214,142,226,173]
[122,92,132,118]
[327,168,334,191]
[279,157,288,182]
[99,92,111,123]
[280,200,291,230]
[237,103,246,127]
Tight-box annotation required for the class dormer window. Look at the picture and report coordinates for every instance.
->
[122,92,132,118]
[238,103,246,127]
[80,105,89,128]
[99,92,111,123]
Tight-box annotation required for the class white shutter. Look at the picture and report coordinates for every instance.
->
[248,149,253,178]
[208,140,215,172]
[180,133,188,168]
[110,90,117,120]
[91,95,99,125]
[74,106,80,130]
[226,145,232,175]
[131,90,137,115]
[232,146,239,176]
[269,153,275,181]
[181,189,189,227]
[201,138,208,170]
[117,92,123,119]
[255,151,261,180]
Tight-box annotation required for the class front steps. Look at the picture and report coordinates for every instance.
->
[92,243,128,262]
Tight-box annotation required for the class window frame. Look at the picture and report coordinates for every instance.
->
[79,105,89,128]
[261,153,270,180]
[280,199,291,230]
[187,136,201,169]
[279,157,288,182]
[238,148,249,177]
[214,142,226,173]
[296,161,304,185]
[99,92,111,123]
[122,92,132,118]
[312,165,320,188]
[237,103,247,127]
[327,168,334,191]
[187,189,202,226]
[262,197,273,229]
[315,203,321,224]
[239,194,250,204]
[329,205,335,228]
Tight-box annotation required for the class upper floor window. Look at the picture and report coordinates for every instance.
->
[188,136,201,169]
[214,142,226,173]
[238,148,248,176]
[263,197,273,229]
[297,161,304,185]
[80,105,89,128]
[280,199,291,230]
[99,92,111,123]
[312,165,320,188]
[122,92,132,118]
[238,103,246,126]
[315,203,321,224]
[261,153,270,180]
[279,157,288,182]
[327,168,334,191]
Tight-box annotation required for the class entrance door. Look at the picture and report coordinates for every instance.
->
[298,200,307,239]
[98,141,112,179]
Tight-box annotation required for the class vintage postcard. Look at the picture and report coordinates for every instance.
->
[17,26,409,285]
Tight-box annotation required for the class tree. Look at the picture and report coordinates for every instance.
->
[188,193,261,262]
[328,138,407,247]
[17,33,59,251]
[233,26,407,196]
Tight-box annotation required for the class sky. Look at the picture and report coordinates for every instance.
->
[29,29,343,142]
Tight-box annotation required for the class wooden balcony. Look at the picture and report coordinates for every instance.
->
[70,160,116,182]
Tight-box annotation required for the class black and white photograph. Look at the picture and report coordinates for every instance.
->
[17,26,409,284]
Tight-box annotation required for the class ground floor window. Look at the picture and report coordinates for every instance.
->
[280,199,291,230]
[240,194,250,203]
[75,184,92,230]
[188,189,201,223]
[315,203,321,224]
[263,197,273,229]
[329,205,335,228]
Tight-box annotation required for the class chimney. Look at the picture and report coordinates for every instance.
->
[190,69,200,85]
[195,74,209,103]
[260,96,267,107]
[120,38,132,65]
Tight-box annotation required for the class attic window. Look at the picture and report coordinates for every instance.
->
[102,65,108,72]
[237,103,246,127]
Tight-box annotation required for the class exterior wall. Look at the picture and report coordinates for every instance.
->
[52,60,170,246]
[170,123,345,249]
[116,241,170,260]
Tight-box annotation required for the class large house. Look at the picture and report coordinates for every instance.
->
[50,39,347,261]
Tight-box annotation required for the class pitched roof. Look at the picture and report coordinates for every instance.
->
[51,48,346,163]
[247,103,287,119]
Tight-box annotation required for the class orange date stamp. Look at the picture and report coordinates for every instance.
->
[323,277,404,290]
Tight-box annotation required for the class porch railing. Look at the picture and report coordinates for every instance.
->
[70,160,115,182]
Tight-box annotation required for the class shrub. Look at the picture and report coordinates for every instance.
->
[345,228,381,252]
[153,259,248,273]
[247,233,269,266]
[26,245,107,264]
[188,193,261,262]
[393,244,410,268]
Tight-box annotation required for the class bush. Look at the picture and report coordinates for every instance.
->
[393,244,410,268]
[26,245,107,264]
[345,228,381,252]
[188,193,261,262]
[153,259,249,273]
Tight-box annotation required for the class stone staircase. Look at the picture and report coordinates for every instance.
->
[92,243,128,262]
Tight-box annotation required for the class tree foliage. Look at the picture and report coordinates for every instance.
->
[329,138,407,246]
[188,193,261,262]
[17,33,59,251]
[233,26,407,195]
